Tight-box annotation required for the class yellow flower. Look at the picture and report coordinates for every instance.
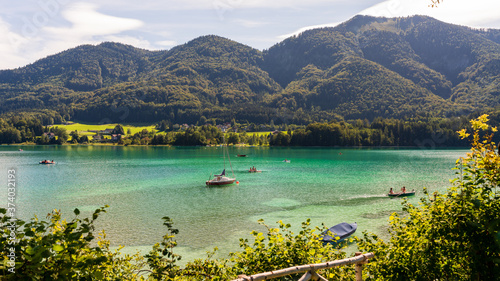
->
[457,129,470,139]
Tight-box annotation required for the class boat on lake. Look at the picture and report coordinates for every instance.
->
[206,169,236,186]
[248,167,261,173]
[237,154,247,157]
[388,187,415,197]
[320,222,357,245]
[388,190,415,197]
[206,136,236,186]
[282,159,291,163]
[39,160,55,164]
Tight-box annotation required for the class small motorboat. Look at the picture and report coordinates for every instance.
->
[282,159,291,163]
[237,154,247,157]
[39,160,55,165]
[320,222,357,245]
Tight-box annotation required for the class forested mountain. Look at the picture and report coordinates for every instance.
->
[0,15,499,124]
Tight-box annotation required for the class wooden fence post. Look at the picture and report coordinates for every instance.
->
[355,252,364,281]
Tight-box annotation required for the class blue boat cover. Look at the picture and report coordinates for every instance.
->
[321,222,357,243]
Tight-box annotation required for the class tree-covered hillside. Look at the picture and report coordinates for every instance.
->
[0,16,499,124]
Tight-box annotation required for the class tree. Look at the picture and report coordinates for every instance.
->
[50,126,68,143]
[226,132,239,145]
[80,135,89,143]
[70,130,80,143]
[0,128,22,144]
[113,124,125,135]
[357,114,500,280]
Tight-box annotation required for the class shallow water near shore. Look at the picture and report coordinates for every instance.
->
[0,145,467,262]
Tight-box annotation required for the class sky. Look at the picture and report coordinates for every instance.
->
[1,0,500,70]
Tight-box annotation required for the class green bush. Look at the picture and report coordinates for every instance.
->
[0,205,148,280]
[357,114,500,280]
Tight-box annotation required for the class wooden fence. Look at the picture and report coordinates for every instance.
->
[232,252,374,281]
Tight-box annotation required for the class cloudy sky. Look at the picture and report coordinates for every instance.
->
[1,0,500,70]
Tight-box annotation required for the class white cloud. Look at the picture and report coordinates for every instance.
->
[44,2,143,39]
[93,0,346,11]
[2,0,500,70]
[233,19,268,28]
[0,17,34,69]
[276,0,500,45]
[0,2,146,69]
[358,0,500,28]
[156,40,177,48]
[277,22,341,40]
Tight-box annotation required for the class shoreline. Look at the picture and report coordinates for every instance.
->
[2,142,470,149]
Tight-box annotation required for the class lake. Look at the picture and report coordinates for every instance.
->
[0,145,467,262]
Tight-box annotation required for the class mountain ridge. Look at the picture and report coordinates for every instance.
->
[0,15,499,124]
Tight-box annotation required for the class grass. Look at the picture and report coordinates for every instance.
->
[245,131,274,137]
[56,123,158,136]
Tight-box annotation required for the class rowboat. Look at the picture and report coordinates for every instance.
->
[388,190,415,197]
[320,222,357,245]
[39,160,55,164]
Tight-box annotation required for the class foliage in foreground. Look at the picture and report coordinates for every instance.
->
[0,205,149,280]
[357,114,500,280]
[0,207,353,280]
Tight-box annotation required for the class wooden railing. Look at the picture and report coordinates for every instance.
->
[232,252,374,281]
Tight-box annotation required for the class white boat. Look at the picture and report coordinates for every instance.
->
[206,136,236,186]
[206,169,236,186]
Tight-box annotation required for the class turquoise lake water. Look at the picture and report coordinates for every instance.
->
[0,145,468,262]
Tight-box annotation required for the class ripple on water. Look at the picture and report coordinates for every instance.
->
[261,198,301,208]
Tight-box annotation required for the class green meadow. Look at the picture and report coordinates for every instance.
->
[58,123,275,137]
[58,123,158,136]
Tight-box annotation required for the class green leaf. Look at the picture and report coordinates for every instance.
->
[53,244,64,252]
[74,208,80,216]
[26,246,35,255]
[93,271,104,279]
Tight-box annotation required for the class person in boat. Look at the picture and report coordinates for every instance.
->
[389,188,394,194]
[401,186,407,193]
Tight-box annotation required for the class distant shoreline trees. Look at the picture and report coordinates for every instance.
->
[1,111,499,147]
